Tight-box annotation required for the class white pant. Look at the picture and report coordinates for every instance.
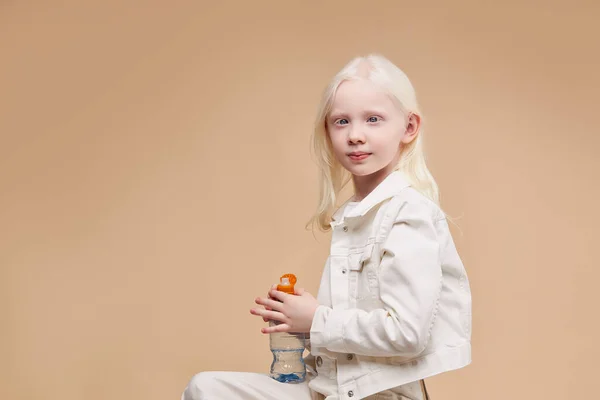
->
[180,370,428,400]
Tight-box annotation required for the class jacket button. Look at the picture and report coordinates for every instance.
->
[316,356,322,367]
[341,269,347,274]
[348,391,354,397]
[347,354,353,361]
[343,226,348,232]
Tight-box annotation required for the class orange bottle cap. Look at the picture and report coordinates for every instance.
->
[277,273,297,294]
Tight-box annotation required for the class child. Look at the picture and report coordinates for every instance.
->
[181,54,472,400]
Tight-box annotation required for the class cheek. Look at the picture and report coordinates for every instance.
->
[372,132,402,154]
[328,133,345,153]
[375,143,398,159]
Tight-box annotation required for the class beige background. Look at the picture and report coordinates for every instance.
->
[1,1,598,399]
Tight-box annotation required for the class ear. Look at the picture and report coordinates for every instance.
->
[401,113,421,144]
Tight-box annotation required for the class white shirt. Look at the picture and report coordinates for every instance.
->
[305,171,472,399]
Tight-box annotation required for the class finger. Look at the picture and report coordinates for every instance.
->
[250,307,279,321]
[261,323,291,334]
[250,308,286,322]
[255,297,284,311]
[269,289,289,302]
[294,287,305,295]
[262,305,272,322]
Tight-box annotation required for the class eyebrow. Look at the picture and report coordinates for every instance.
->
[328,109,386,120]
[328,111,345,121]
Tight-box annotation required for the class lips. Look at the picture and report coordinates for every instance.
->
[348,152,371,161]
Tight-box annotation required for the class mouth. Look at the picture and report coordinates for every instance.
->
[348,152,371,161]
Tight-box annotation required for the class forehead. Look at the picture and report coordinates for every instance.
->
[330,79,396,112]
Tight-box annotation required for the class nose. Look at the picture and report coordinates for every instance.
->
[347,126,365,144]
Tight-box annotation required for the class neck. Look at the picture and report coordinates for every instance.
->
[351,168,393,202]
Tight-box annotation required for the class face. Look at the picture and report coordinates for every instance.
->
[326,79,417,180]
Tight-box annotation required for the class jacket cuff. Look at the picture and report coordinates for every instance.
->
[309,305,346,352]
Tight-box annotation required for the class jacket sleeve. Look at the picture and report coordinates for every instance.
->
[309,200,443,358]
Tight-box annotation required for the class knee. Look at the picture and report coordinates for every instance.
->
[182,372,219,400]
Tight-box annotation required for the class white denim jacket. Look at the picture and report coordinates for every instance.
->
[306,171,472,399]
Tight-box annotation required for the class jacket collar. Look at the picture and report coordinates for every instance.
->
[330,170,411,226]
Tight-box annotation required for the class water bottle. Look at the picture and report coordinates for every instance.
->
[269,273,306,383]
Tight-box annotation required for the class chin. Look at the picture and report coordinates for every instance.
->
[345,165,381,177]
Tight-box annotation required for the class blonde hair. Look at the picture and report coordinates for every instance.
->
[305,54,440,232]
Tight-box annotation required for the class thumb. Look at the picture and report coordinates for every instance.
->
[294,287,305,296]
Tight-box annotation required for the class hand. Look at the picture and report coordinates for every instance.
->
[250,286,319,334]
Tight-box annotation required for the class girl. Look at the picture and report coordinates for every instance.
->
[181,54,472,400]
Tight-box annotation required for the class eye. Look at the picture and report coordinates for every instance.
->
[367,116,380,123]
[335,118,349,126]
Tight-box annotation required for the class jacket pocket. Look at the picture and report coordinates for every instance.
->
[348,241,381,304]
[348,242,374,272]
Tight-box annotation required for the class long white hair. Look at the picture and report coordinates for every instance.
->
[306,54,440,232]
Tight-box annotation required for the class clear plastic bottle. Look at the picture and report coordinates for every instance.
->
[269,273,306,383]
